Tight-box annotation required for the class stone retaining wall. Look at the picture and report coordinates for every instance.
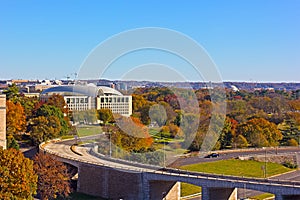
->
[239,153,297,166]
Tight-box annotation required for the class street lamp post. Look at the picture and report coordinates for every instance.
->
[109,131,112,157]
[264,148,267,178]
[163,140,166,168]
[161,132,166,168]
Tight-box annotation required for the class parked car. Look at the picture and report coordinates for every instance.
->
[204,153,220,158]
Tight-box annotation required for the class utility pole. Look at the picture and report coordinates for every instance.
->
[109,131,112,157]
[264,148,267,178]
[163,140,166,168]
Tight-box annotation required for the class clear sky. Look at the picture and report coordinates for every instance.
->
[0,0,299,82]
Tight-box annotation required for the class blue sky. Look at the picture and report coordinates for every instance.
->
[0,0,299,82]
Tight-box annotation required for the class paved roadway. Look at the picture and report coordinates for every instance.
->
[44,137,160,173]
[170,147,300,167]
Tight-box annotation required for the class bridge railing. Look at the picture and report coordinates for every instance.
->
[40,140,300,189]
[89,145,162,171]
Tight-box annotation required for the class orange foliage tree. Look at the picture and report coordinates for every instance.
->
[238,118,283,147]
[0,148,37,199]
[33,152,71,200]
[6,100,26,135]
[106,116,153,152]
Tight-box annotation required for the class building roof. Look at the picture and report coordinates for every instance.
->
[41,85,123,97]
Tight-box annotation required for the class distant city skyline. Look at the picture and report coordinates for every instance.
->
[1,1,299,82]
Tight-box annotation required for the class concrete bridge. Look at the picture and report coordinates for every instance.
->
[40,140,300,200]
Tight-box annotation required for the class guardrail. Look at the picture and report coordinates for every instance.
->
[40,140,300,190]
[89,145,161,171]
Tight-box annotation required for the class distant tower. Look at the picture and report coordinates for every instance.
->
[0,95,6,149]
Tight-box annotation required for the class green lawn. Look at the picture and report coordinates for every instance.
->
[180,159,293,198]
[76,126,103,137]
[181,182,201,197]
[251,193,275,200]
[180,159,292,178]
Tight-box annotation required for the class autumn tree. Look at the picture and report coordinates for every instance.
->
[33,152,71,200]
[218,117,238,149]
[6,100,26,136]
[226,100,251,122]
[160,123,183,138]
[132,94,149,112]
[46,94,68,114]
[287,138,298,146]
[164,93,180,109]
[237,118,282,147]
[0,148,37,199]
[288,99,300,111]
[106,116,153,152]
[232,134,248,148]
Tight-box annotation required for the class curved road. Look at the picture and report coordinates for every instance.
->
[171,147,300,167]
[42,137,300,200]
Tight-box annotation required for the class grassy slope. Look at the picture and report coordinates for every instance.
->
[180,159,292,178]
[180,159,293,197]
[76,126,103,137]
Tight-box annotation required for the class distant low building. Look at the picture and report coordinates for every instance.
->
[41,85,132,117]
[0,95,6,149]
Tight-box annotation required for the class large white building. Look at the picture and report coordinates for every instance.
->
[41,85,132,117]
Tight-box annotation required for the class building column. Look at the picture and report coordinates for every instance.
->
[142,175,150,200]
[147,180,180,200]
[201,187,237,200]
[275,195,283,200]
[0,95,6,149]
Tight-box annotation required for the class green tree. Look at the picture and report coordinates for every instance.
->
[98,108,114,124]
[139,105,153,125]
[3,83,20,102]
[33,152,71,200]
[19,96,39,120]
[29,116,61,145]
[6,135,20,150]
[278,115,300,145]
[36,104,69,136]
[0,148,37,199]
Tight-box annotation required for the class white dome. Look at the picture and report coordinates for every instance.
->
[41,85,123,96]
